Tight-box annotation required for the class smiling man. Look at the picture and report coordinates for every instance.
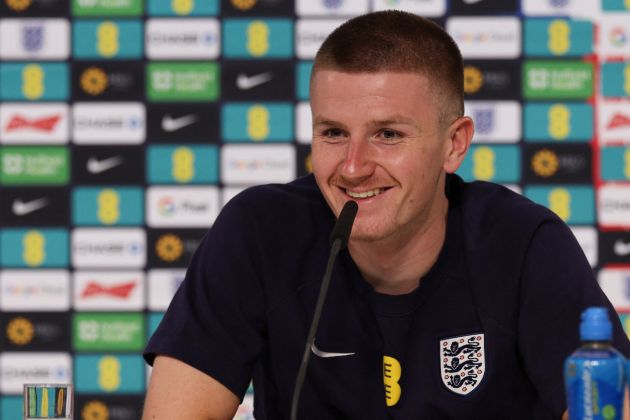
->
[142,11,629,420]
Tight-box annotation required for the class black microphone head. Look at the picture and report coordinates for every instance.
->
[329,201,358,249]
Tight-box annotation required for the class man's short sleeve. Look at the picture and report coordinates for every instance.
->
[517,219,630,415]
[144,197,266,400]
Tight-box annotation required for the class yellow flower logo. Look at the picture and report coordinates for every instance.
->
[6,0,32,12]
[531,149,559,178]
[156,234,184,262]
[231,0,257,10]
[80,67,108,96]
[81,400,109,420]
[7,317,34,346]
[464,66,484,94]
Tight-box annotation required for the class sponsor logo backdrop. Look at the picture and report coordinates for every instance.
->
[0,0,630,418]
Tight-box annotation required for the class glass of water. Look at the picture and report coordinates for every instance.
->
[23,384,73,420]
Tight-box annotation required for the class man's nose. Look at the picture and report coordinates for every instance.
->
[340,137,375,180]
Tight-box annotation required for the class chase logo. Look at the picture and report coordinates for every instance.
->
[73,102,145,144]
[147,0,219,16]
[456,145,520,183]
[603,0,630,11]
[600,147,630,182]
[524,185,594,224]
[0,228,68,268]
[71,228,146,268]
[524,19,593,57]
[464,101,521,143]
[523,61,593,99]
[74,354,145,394]
[598,185,630,228]
[0,353,72,394]
[524,103,592,142]
[72,0,143,16]
[72,187,144,226]
[147,145,219,184]
[147,62,219,101]
[222,103,293,142]
[0,63,69,101]
[73,20,143,59]
[0,147,69,185]
[146,18,220,59]
[0,19,70,59]
[223,18,293,58]
[601,63,630,97]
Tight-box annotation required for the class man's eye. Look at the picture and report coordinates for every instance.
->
[381,130,401,139]
[323,128,344,137]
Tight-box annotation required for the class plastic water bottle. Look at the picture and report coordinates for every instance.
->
[564,307,625,420]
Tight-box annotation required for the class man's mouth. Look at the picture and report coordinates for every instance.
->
[344,187,389,199]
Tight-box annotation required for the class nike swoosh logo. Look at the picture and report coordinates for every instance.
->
[87,156,124,174]
[311,341,355,358]
[236,72,274,90]
[161,114,198,132]
[614,240,630,256]
[12,197,49,216]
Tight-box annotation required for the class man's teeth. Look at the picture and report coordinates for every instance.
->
[346,188,382,198]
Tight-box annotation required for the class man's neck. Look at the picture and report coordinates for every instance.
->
[348,198,448,296]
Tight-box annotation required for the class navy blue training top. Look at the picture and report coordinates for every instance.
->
[144,174,630,419]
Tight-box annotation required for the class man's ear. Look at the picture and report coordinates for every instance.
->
[443,116,474,174]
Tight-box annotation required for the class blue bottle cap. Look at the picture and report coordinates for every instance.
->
[580,307,612,341]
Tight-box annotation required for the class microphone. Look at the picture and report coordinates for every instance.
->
[290,201,358,420]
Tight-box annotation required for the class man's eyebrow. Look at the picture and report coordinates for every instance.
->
[312,118,342,126]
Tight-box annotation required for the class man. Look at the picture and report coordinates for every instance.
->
[143,11,630,419]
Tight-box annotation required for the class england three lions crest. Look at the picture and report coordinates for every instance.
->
[440,333,485,395]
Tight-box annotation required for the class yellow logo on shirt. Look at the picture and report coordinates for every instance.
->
[383,355,401,407]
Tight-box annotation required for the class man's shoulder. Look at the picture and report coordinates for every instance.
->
[449,174,560,237]
[217,174,333,240]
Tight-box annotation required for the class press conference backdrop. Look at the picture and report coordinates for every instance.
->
[0,0,629,418]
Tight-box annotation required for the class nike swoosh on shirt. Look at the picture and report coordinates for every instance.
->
[236,72,274,90]
[161,114,198,132]
[311,341,355,358]
[12,197,49,216]
[614,240,630,256]
[87,156,124,174]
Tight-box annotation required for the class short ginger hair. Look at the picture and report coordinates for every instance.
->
[311,10,464,125]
